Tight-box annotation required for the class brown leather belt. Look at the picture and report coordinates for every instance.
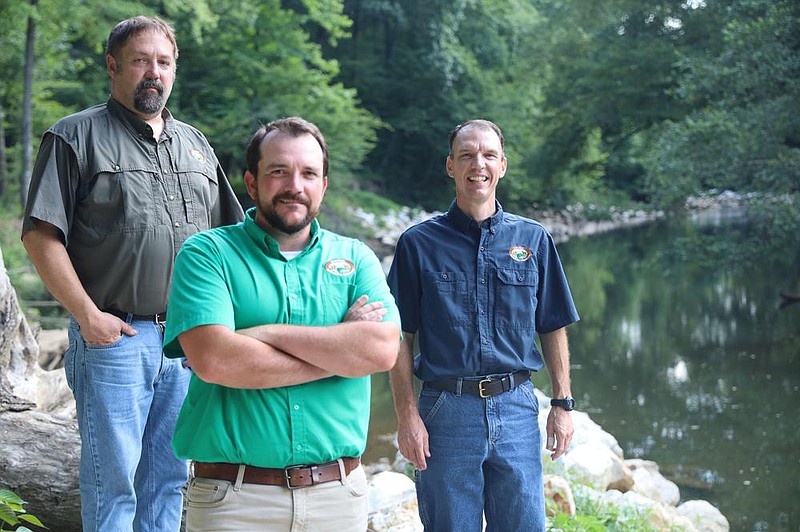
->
[424,370,530,398]
[192,457,360,489]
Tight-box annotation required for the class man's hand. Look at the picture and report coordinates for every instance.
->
[343,295,386,322]
[545,407,574,460]
[79,311,138,346]
[397,410,431,470]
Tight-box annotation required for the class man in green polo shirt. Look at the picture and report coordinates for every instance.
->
[163,117,401,531]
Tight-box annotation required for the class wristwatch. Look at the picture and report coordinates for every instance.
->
[550,397,576,411]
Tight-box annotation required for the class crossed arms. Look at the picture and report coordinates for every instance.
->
[178,295,400,389]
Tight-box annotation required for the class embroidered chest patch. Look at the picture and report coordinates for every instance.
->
[324,259,356,276]
[189,149,207,164]
[508,246,533,262]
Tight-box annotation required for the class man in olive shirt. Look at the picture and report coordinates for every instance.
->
[21,16,243,532]
[163,117,400,531]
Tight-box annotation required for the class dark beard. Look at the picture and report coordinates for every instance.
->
[133,79,165,115]
[260,193,317,234]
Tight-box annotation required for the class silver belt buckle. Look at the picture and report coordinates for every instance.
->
[478,378,492,398]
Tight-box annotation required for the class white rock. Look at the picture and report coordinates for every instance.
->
[677,499,730,532]
[627,459,681,506]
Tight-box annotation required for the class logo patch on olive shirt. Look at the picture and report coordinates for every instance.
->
[189,149,207,164]
[324,259,356,276]
[509,246,533,262]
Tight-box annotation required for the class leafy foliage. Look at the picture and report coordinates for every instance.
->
[0,489,46,531]
[0,0,798,212]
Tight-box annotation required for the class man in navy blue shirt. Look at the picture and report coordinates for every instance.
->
[388,119,579,531]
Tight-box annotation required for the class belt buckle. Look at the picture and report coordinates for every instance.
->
[155,313,166,332]
[284,464,308,490]
[478,378,492,398]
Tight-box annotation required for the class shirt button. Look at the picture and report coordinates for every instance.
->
[480,279,486,284]
[169,195,175,200]
[293,404,300,410]
[480,246,485,251]
[296,444,302,451]
[518,275,524,281]
[290,294,298,300]
[174,222,181,227]
[442,273,448,280]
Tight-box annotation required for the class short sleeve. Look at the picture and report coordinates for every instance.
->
[387,231,422,334]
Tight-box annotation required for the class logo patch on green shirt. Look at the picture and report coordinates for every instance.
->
[324,259,356,276]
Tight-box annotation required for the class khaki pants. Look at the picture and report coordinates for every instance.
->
[185,464,369,532]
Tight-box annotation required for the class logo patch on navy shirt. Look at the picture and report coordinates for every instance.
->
[189,149,207,164]
[509,246,533,262]
[324,259,356,276]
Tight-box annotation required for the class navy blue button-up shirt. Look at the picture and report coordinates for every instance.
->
[388,200,579,382]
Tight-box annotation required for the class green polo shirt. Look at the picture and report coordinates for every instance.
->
[164,208,400,467]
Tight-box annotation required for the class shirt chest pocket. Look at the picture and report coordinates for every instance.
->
[495,268,538,330]
[320,278,358,323]
[172,155,219,232]
[422,271,471,325]
[80,164,155,232]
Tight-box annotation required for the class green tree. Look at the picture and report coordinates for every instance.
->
[170,0,380,188]
[644,0,800,206]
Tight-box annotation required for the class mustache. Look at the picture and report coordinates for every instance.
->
[273,192,310,207]
[136,79,164,94]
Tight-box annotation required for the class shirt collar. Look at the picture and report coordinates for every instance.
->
[107,96,174,140]
[243,207,321,258]
[445,199,505,233]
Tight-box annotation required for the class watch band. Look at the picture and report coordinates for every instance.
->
[550,397,575,411]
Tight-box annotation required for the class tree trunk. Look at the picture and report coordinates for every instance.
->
[0,105,7,198]
[0,244,81,531]
[20,0,37,209]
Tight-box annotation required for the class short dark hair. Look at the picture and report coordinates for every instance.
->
[448,119,505,156]
[246,117,329,178]
[106,16,178,60]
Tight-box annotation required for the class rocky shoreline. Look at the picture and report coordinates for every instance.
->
[363,388,729,531]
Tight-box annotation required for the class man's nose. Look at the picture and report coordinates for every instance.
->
[143,59,161,78]
[285,172,304,191]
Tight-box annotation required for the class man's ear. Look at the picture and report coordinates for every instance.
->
[446,156,454,178]
[244,170,257,200]
[106,55,117,77]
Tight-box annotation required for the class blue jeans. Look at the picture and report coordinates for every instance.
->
[65,316,190,532]
[416,379,544,532]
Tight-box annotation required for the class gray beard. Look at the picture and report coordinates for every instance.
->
[134,90,164,116]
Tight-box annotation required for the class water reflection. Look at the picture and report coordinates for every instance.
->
[556,213,800,531]
[367,209,800,531]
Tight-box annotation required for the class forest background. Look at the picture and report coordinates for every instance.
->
[0,0,798,320]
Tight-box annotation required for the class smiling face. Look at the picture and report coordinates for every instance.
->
[107,29,176,121]
[244,131,328,249]
[446,124,507,219]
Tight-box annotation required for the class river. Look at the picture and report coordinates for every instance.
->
[365,208,800,531]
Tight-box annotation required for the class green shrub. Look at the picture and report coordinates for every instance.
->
[0,489,46,531]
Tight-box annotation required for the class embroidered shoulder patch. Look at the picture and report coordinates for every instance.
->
[189,149,207,164]
[324,259,356,276]
[508,246,533,262]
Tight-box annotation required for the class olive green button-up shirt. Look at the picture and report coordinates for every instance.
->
[23,97,244,314]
